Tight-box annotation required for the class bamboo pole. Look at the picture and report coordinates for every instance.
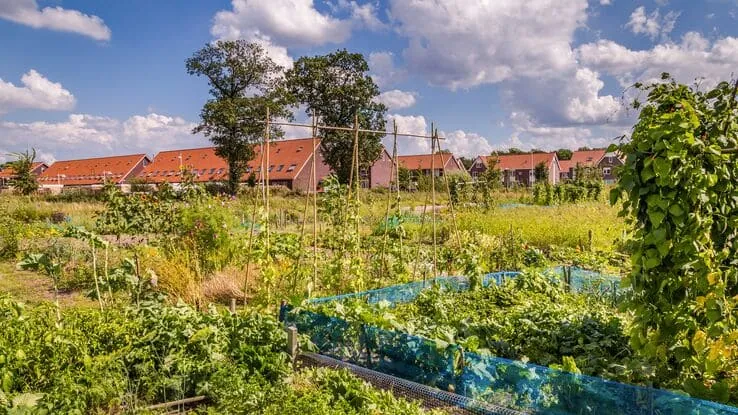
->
[353,113,361,240]
[259,120,446,140]
[311,110,318,296]
[243,195,257,306]
[379,122,398,278]
[265,107,271,254]
[393,121,403,258]
[437,132,462,249]
[430,124,438,278]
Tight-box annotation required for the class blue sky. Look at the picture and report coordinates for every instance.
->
[2,0,738,163]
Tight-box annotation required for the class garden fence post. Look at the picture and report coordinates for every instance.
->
[612,281,618,305]
[588,229,593,251]
[286,326,298,362]
[229,298,236,314]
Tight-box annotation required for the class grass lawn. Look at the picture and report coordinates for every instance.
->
[0,261,96,307]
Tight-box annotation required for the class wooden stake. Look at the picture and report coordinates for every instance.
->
[393,121,403,258]
[311,110,318,296]
[286,326,298,361]
[265,107,271,254]
[430,123,438,278]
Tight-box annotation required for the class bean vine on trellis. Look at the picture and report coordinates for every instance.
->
[612,74,738,403]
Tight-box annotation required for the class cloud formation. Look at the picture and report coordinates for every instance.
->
[577,32,738,88]
[0,113,205,163]
[377,90,416,110]
[211,0,383,68]
[0,70,75,114]
[385,114,493,157]
[0,0,111,40]
[389,0,587,89]
[626,6,680,41]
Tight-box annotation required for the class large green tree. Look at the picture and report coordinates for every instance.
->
[186,40,291,195]
[285,50,387,184]
[556,148,573,160]
[8,149,39,195]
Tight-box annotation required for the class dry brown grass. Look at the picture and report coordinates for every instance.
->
[200,266,245,304]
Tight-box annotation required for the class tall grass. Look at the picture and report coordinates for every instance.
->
[454,202,625,249]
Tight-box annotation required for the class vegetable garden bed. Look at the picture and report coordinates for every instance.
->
[289,270,738,414]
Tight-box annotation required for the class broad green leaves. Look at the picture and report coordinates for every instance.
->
[614,77,738,403]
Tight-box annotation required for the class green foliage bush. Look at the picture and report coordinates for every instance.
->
[312,271,651,385]
[0,216,20,260]
[0,295,442,414]
[613,77,738,403]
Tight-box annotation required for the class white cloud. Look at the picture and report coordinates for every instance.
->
[383,0,628,151]
[333,0,387,31]
[504,112,621,151]
[626,7,680,41]
[600,0,612,5]
[0,0,110,40]
[211,0,350,47]
[564,69,621,124]
[211,0,377,67]
[577,32,738,88]
[389,0,587,89]
[0,70,75,114]
[439,130,494,158]
[501,68,625,131]
[369,51,405,88]
[0,113,206,162]
[384,114,493,157]
[377,90,416,110]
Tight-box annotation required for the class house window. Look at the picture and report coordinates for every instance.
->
[277,164,284,172]
[209,168,216,175]
[603,167,611,175]
[268,165,274,172]
[216,168,224,175]
[286,164,296,172]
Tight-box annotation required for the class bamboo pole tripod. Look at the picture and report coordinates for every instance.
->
[251,109,462,301]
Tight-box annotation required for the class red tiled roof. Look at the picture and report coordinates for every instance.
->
[570,149,605,166]
[398,153,457,171]
[38,154,148,186]
[559,149,605,172]
[137,147,229,183]
[558,159,574,172]
[487,153,556,170]
[0,162,47,178]
[136,138,321,183]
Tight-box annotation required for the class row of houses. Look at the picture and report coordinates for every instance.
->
[469,149,623,186]
[0,138,623,193]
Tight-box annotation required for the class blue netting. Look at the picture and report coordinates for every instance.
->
[291,269,738,414]
[308,275,473,306]
[459,352,738,414]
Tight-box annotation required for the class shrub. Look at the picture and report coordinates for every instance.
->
[0,216,20,260]
[10,205,52,223]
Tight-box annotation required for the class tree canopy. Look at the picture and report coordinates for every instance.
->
[556,149,573,160]
[285,50,386,184]
[187,40,292,195]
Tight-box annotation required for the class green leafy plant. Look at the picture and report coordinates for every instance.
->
[612,76,738,402]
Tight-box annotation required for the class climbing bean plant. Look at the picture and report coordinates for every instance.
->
[612,75,738,403]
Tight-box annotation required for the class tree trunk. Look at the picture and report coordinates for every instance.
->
[227,160,240,195]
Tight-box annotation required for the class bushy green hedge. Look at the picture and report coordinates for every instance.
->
[0,295,443,414]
